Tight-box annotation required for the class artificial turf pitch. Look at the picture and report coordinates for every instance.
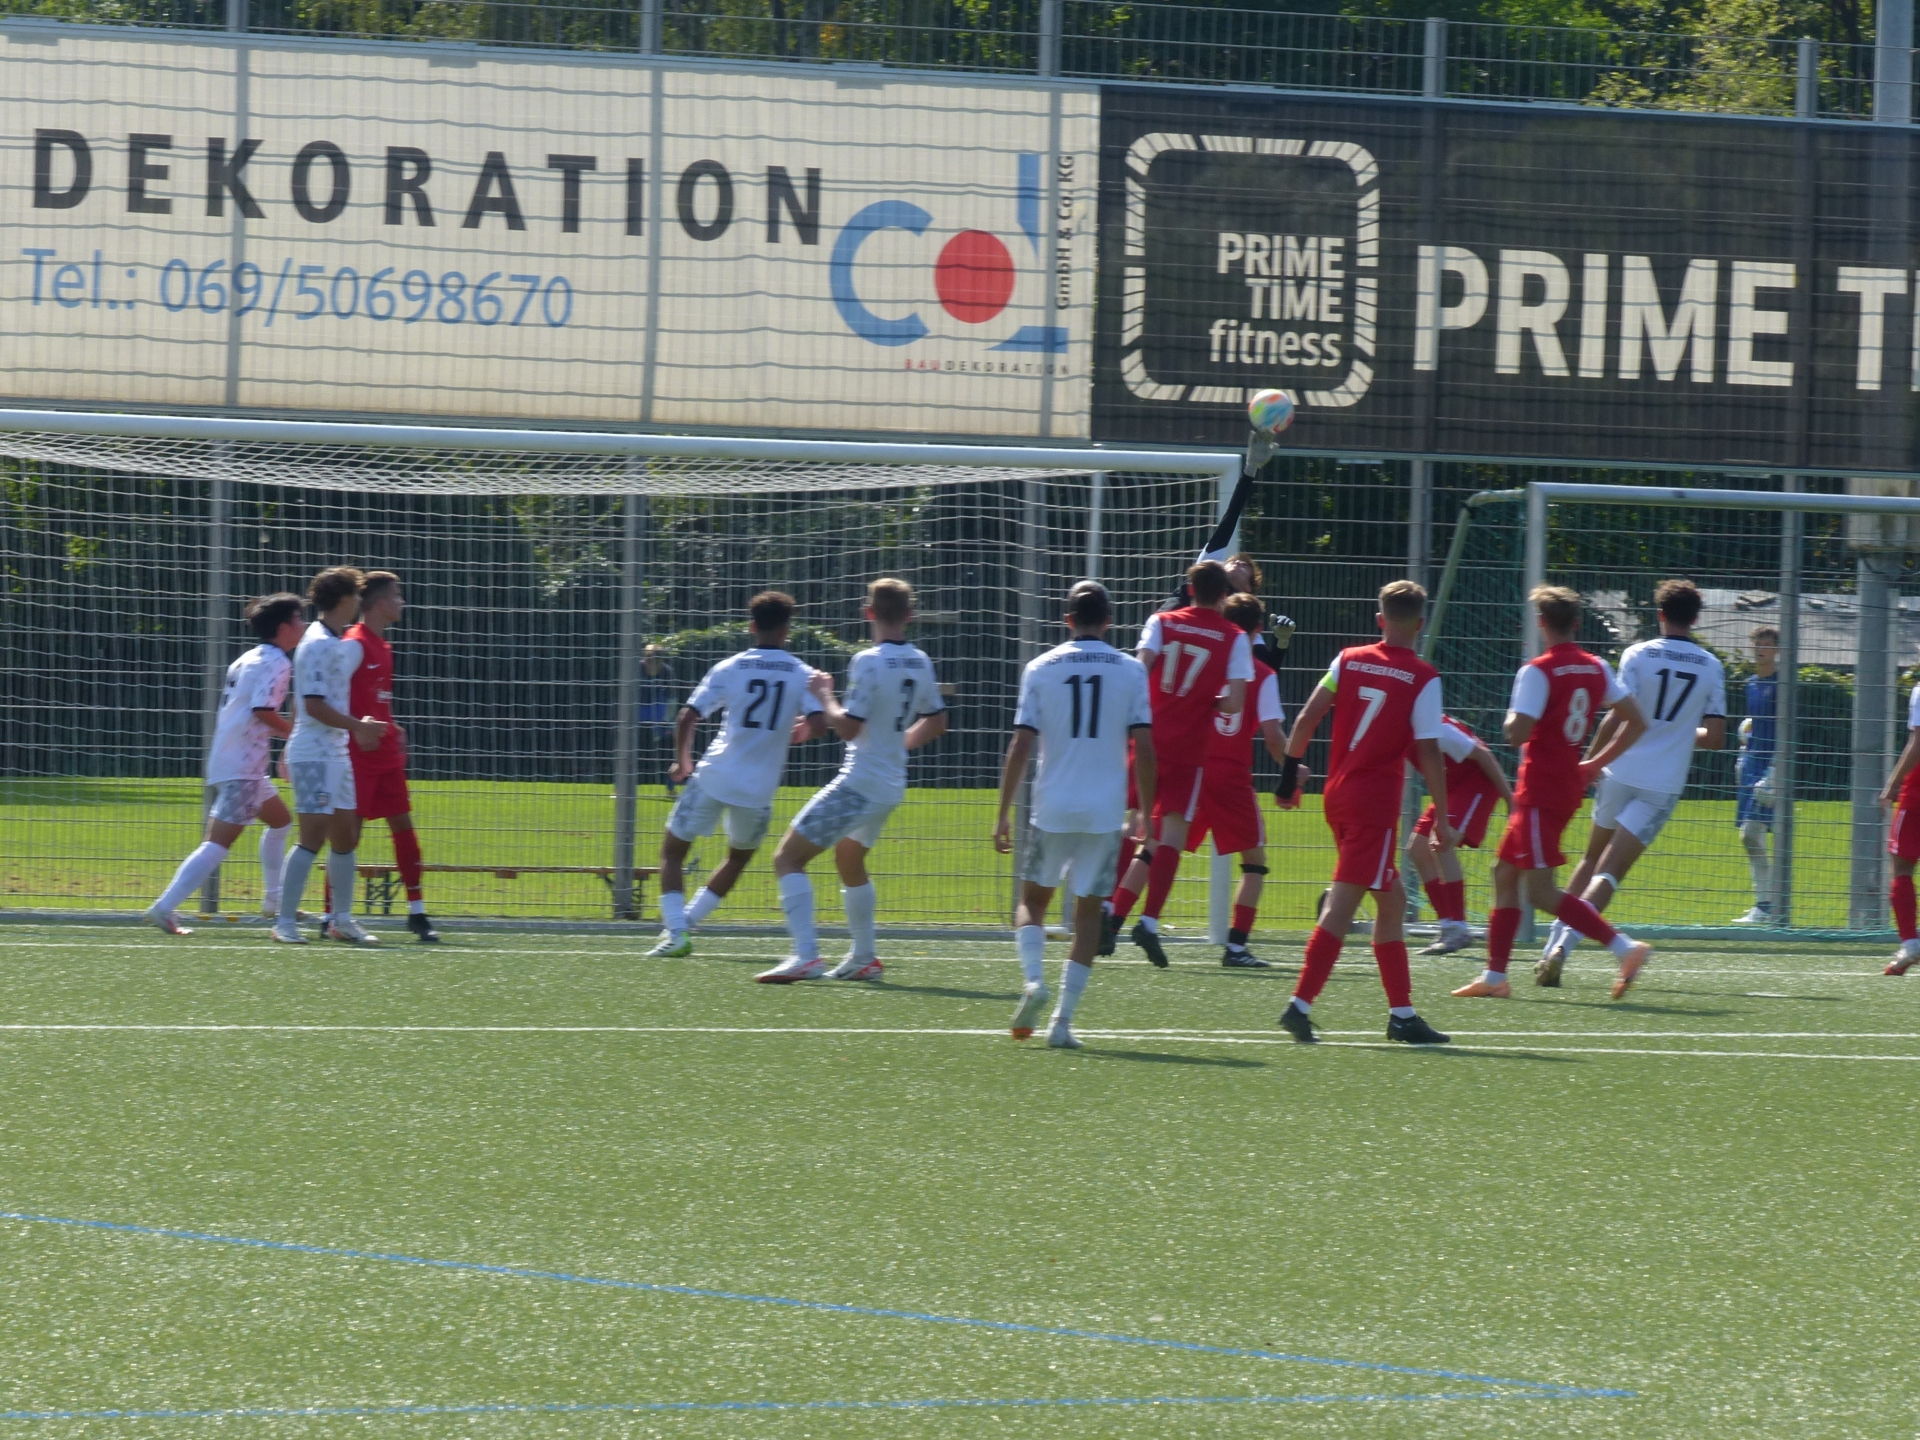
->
[0,925,1915,1437]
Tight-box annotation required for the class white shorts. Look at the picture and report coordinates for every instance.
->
[287,754,356,815]
[1592,776,1680,845]
[666,775,773,851]
[1023,828,1122,899]
[792,775,896,850]
[207,776,279,826]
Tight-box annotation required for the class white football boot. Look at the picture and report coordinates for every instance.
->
[144,906,193,937]
[1009,983,1051,1040]
[1045,1019,1083,1049]
[269,918,309,945]
[647,931,692,958]
[326,915,381,946]
[754,955,827,984]
[825,954,884,980]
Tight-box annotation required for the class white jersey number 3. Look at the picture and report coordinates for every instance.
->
[1157,642,1211,698]
[1349,685,1388,748]
[1563,687,1592,743]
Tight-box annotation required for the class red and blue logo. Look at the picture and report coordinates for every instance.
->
[829,154,1066,353]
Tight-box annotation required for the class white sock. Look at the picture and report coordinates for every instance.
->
[327,848,358,920]
[1291,997,1311,1014]
[1139,914,1159,934]
[686,886,723,927]
[1054,958,1091,1023]
[659,890,688,934]
[155,841,229,914]
[1607,932,1637,958]
[1016,925,1046,986]
[778,871,817,961]
[842,881,877,959]
[1390,1005,1417,1019]
[1480,969,1504,986]
[259,825,289,909]
[408,899,426,915]
[278,845,319,924]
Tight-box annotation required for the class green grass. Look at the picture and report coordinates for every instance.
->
[0,924,1916,1436]
[0,778,1876,931]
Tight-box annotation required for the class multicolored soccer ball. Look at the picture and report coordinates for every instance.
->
[1247,388,1296,434]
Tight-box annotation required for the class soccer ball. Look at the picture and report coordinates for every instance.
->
[1247,388,1296,435]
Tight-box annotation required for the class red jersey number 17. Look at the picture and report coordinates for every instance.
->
[1157,642,1210,697]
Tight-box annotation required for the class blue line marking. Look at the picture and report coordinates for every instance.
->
[0,1391,1578,1423]
[0,1210,1631,1402]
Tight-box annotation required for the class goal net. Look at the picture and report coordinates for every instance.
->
[1,412,1240,932]
[1427,478,1920,938]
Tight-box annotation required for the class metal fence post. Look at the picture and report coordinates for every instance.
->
[1038,0,1061,77]
[226,0,245,32]
[1796,35,1818,118]
[1517,483,1546,944]
[1774,482,1801,925]
[611,490,643,920]
[198,477,230,915]
[640,0,661,54]
[1850,556,1895,929]
[1423,16,1446,98]
[1877,0,1913,123]
[1085,471,1104,582]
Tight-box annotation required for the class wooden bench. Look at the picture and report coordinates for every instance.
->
[356,864,659,919]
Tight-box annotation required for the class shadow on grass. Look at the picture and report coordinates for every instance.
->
[1081,1048,1267,1070]
[866,981,1017,1003]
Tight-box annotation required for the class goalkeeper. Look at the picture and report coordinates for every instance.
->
[1732,625,1779,925]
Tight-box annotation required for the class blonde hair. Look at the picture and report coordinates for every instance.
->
[1531,585,1582,634]
[1378,579,1427,622]
[868,577,913,626]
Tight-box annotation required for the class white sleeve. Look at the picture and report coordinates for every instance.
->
[1436,720,1477,763]
[1410,676,1443,740]
[1909,682,1920,729]
[687,662,727,718]
[1509,663,1548,718]
[1224,631,1254,682]
[1255,672,1284,727]
[917,660,946,715]
[842,653,874,721]
[1138,612,1164,655]
[1599,657,1630,705]
[331,639,363,698]
[1127,662,1154,727]
[1013,666,1040,730]
[1704,660,1728,719]
[1318,653,1344,693]
[247,656,284,710]
[797,676,824,716]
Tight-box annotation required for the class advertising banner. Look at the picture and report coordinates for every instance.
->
[1,28,1096,436]
[1097,86,1920,474]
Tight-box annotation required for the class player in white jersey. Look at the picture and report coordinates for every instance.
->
[272,568,388,947]
[648,591,827,957]
[144,593,306,935]
[757,577,949,983]
[1539,579,1725,981]
[993,582,1156,1047]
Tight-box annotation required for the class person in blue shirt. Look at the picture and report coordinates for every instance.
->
[1734,625,1779,924]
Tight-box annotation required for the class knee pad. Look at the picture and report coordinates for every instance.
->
[1240,864,1269,876]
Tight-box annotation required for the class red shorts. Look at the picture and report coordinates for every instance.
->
[351,763,412,821]
[1414,790,1495,850]
[1326,814,1399,892]
[1185,773,1264,856]
[1890,804,1920,862]
[1497,804,1575,870]
[1150,760,1207,831]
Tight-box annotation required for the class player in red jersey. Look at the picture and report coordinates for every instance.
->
[341,571,438,943]
[1179,593,1287,968]
[1407,715,1513,955]
[1273,581,1453,1045]
[1878,645,1920,974]
[1461,586,1648,1000]
[1104,561,1252,967]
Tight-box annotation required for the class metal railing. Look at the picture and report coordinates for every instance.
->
[1,0,1911,123]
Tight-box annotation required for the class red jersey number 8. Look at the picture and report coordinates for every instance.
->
[1563,687,1592,743]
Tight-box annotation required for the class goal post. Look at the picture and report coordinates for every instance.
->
[0,409,1249,935]
[1427,477,1920,938]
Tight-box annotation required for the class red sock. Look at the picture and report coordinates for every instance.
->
[1555,892,1617,946]
[1445,880,1469,922]
[1294,925,1343,1004]
[392,827,424,903]
[1231,903,1257,936]
[1425,879,1464,923]
[1487,907,1521,973]
[1373,940,1412,1010]
[1895,876,1918,941]
[323,877,332,913]
[1142,844,1181,920]
[1109,882,1140,924]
